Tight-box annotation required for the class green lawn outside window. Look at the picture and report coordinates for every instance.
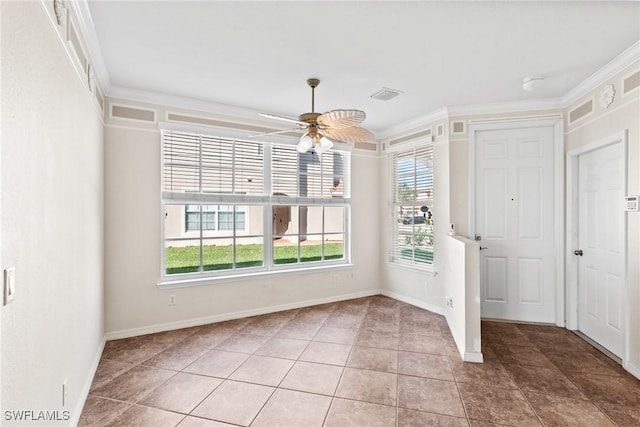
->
[165,242,344,274]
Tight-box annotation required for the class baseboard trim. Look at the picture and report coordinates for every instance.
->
[70,335,106,427]
[624,360,640,380]
[463,351,484,363]
[380,290,444,315]
[106,289,383,340]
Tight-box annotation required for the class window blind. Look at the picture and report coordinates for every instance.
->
[162,130,265,196]
[391,144,434,267]
[271,145,350,200]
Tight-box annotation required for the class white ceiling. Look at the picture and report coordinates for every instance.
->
[87,1,639,134]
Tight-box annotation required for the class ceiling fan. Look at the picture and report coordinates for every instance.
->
[258,78,374,154]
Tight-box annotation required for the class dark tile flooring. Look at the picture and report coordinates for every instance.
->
[79,296,640,426]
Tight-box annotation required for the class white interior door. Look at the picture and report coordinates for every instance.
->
[475,125,556,323]
[577,142,625,357]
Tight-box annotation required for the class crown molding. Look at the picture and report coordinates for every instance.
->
[448,97,564,117]
[67,0,111,91]
[561,40,640,108]
[377,97,564,141]
[377,107,449,140]
[108,85,279,127]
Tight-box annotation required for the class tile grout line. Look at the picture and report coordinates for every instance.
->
[316,302,349,427]
[446,352,471,426]
[520,332,619,427]
[395,313,400,427]
[247,312,324,426]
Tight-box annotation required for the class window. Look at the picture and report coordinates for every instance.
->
[391,144,434,268]
[184,204,245,232]
[162,129,350,279]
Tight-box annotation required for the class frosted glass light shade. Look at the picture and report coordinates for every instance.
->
[315,136,334,154]
[297,133,314,153]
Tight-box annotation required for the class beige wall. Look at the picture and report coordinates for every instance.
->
[104,118,380,336]
[379,136,448,312]
[565,62,640,371]
[1,1,104,423]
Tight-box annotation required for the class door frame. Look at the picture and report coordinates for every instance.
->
[565,130,628,363]
[468,118,565,326]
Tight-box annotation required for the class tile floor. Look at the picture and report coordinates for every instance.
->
[79,296,640,426]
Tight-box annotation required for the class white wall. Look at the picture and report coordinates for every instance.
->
[0,0,3,412]
[103,122,381,336]
[1,2,104,424]
[445,236,482,362]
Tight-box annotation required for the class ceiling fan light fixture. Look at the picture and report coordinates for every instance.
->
[297,132,314,153]
[315,136,334,155]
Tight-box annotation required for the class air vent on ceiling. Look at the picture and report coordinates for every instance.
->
[370,87,402,101]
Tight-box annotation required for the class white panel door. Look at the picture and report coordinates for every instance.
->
[475,126,555,322]
[578,143,625,357]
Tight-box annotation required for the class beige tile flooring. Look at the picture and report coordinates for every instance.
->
[79,296,640,426]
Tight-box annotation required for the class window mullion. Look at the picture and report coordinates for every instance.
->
[199,204,204,272]
[264,144,273,268]
[321,206,325,261]
[232,140,237,269]
[198,135,203,193]
[198,135,204,272]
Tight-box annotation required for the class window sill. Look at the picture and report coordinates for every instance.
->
[386,261,437,276]
[158,263,355,289]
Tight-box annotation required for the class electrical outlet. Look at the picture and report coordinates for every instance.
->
[168,295,176,306]
[446,297,453,308]
[332,274,339,285]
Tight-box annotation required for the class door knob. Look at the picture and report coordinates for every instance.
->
[574,249,583,256]
[480,246,489,250]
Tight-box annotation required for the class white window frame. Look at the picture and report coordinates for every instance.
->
[159,125,352,286]
[388,138,434,272]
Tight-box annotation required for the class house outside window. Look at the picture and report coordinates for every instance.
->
[184,204,245,232]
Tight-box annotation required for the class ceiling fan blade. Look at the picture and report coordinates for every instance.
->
[317,109,366,129]
[248,127,303,138]
[323,126,374,144]
[259,112,308,127]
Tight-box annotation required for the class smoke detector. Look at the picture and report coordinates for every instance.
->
[522,76,544,92]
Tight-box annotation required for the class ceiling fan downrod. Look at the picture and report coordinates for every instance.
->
[307,78,319,113]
